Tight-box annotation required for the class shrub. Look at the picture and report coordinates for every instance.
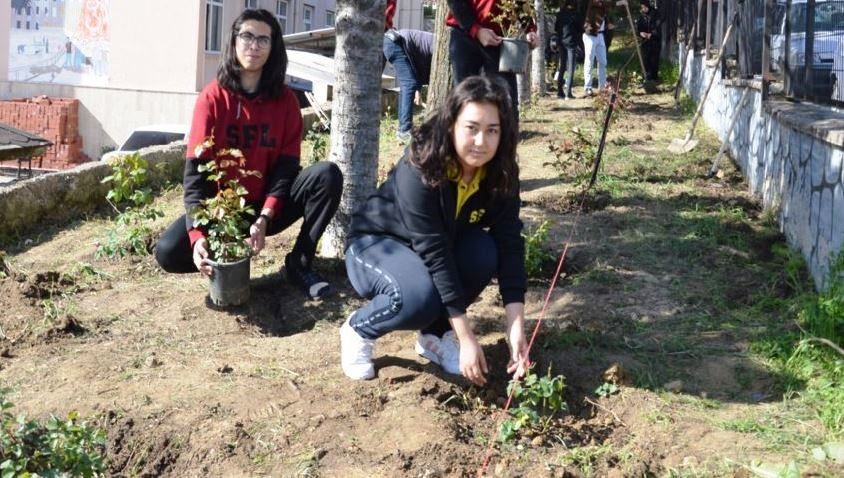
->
[97,153,164,259]
[0,393,106,477]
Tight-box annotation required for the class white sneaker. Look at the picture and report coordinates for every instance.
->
[415,330,461,375]
[340,316,375,380]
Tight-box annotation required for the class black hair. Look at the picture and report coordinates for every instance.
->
[217,9,287,99]
[409,75,519,197]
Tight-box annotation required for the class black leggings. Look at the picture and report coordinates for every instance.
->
[155,161,342,273]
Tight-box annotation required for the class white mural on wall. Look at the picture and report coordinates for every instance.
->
[8,0,110,86]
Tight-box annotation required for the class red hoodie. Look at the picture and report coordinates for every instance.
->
[446,0,535,38]
[184,80,302,245]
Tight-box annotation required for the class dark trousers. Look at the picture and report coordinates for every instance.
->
[642,39,661,81]
[557,45,576,96]
[345,229,497,340]
[155,161,343,273]
[449,27,518,113]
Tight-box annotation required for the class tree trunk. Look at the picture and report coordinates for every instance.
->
[427,0,452,113]
[530,0,546,96]
[518,57,531,106]
[320,0,384,258]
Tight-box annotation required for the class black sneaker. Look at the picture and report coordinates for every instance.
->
[285,254,332,299]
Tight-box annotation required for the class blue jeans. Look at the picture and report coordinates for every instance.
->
[345,229,497,340]
[383,36,420,134]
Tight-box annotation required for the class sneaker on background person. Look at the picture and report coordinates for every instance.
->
[285,253,332,299]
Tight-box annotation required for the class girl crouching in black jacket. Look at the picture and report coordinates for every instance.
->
[341,76,528,385]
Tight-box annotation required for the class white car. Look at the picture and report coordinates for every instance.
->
[101,124,188,162]
[771,0,844,98]
[833,37,844,102]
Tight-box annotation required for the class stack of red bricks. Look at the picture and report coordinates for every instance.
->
[0,96,88,170]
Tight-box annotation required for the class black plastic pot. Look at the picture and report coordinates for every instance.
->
[207,256,250,307]
[499,38,530,73]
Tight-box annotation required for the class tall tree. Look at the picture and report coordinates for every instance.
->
[530,0,546,96]
[427,0,453,113]
[320,0,385,257]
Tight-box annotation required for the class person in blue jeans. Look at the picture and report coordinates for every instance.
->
[340,76,529,385]
[383,29,433,143]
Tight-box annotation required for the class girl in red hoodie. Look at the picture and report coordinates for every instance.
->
[155,9,342,300]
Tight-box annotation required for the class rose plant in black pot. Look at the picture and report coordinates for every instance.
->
[191,137,261,306]
[493,0,535,73]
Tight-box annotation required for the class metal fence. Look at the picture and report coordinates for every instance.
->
[668,0,843,106]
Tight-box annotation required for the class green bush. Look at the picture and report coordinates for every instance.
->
[0,393,105,477]
[97,153,164,259]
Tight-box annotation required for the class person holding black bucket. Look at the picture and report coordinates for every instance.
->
[636,0,662,83]
[339,76,529,385]
[446,0,539,110]
[154,9,342,300]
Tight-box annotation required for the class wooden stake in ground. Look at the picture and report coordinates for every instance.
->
[707,87,751,178]
[668,12,738,154]
[616,1,646,79]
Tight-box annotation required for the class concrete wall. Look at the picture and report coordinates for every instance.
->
[681,49,844,288]
[0,142,185,243]
[0,81,197,159]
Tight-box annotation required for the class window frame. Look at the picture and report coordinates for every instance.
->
[276,0,288,33]
[325,10,335,27]
[303,4,313,31]
[205,0,224,53]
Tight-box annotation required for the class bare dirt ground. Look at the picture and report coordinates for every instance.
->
[0,88,839,477]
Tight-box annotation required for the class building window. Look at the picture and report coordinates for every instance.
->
[205,0,224,52]
[303,4,313,31]
[275,0,288,33]
[325,10,334,27]
[245,0,257,9]
[36,6,39,14]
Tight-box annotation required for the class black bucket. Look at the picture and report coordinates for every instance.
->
[499,38,530,74]
[207,256,251,307]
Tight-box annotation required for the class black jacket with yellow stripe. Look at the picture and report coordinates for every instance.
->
[348,156,526,317]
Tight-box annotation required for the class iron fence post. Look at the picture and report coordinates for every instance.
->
[803,0,815,99]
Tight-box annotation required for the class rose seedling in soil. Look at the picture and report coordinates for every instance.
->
[499,366,567,443]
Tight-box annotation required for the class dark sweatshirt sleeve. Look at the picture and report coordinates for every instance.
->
[183,88,217,245]
[262,88,303,215]
[489,194,527,306]
[394,161,466,316]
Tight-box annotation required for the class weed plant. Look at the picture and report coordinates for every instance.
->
[523,220,553,278]
[97,153,164,258]
[499,366,567,442]
[0,392,105,477]
[304,123,329,166]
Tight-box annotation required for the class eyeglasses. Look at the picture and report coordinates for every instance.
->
[236,32,271,49]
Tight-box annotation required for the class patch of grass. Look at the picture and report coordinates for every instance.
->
[560,443,613,477]
[678,94,697,116]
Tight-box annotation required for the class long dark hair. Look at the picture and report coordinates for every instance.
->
[217,9,287,99]
[409,75,519,197]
